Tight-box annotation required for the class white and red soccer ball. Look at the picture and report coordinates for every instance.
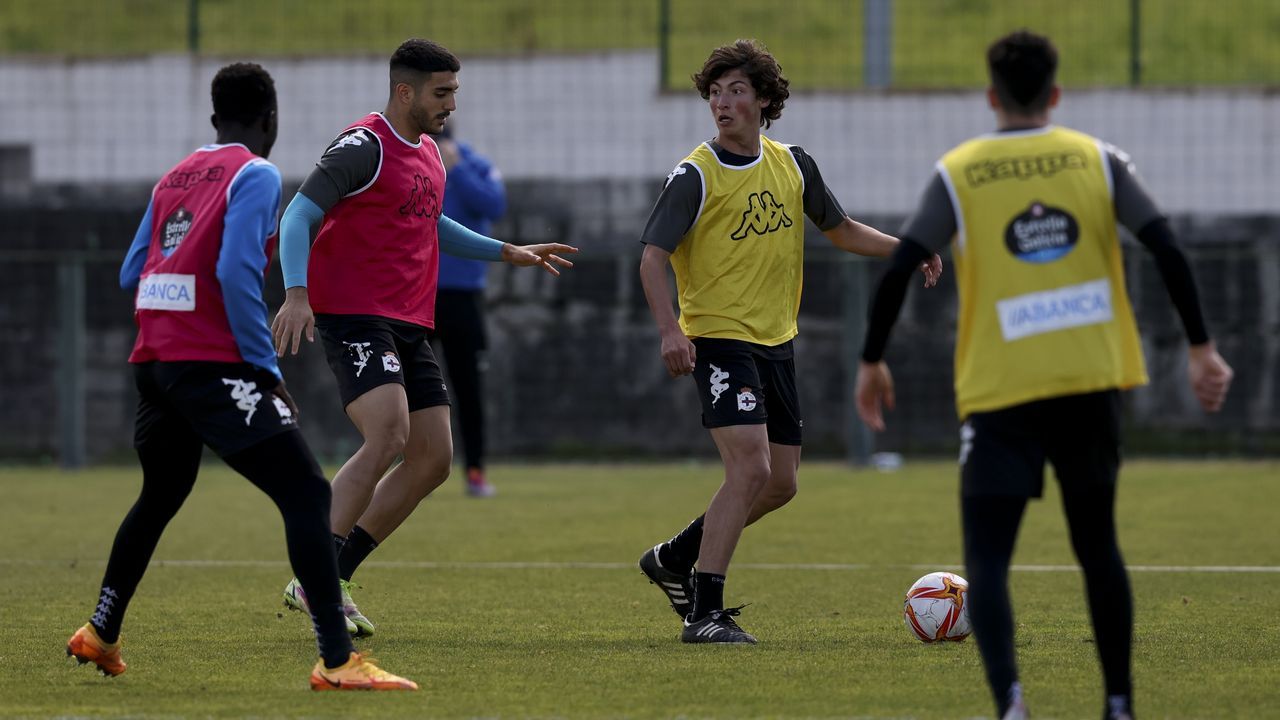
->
[903,571,971,643]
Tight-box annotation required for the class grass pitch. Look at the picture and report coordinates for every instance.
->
[1,460,1277,718]
[2,0,1278,87]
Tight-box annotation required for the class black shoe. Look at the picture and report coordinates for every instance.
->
[638,544,695,617]
[681,606,757,644]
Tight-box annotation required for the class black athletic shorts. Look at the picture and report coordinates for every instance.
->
[690,337,803,446]
[133,361,298,458]
[315,314,450,412]
[959,389,1122,498]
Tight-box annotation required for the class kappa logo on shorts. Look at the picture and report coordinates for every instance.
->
[343,341,373,377]
[736,387,758,412]
[382,352,401,373]
[221,378,262,425]
[708,364,730,406]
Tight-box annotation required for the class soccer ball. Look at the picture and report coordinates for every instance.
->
[903,571,971,643]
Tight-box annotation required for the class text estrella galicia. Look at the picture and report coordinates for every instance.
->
[161,206,194,257]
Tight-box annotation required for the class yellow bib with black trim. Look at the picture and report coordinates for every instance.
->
[670,136,805,346]
[938,126,1147,418]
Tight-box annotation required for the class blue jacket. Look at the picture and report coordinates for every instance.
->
[439,141,506,291]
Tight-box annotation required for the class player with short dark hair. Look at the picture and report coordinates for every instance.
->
[271,39,576,637]
[65,62,416,690]
[855,29,1233,720]
[637,39,941,644]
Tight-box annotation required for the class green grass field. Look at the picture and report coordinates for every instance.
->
[2,460,1278,718]
[2,0,1278,87]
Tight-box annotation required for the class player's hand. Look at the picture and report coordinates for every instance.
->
[855,360,895,432]
[660,329,696,378]
[919,253,943,288]
[272,287,315,357]
[271,379,301,420]
[502,242,579,276]
[1187,341,1232,413]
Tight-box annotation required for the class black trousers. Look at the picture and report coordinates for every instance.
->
[960,390,1133,714]
[430,289,488,470]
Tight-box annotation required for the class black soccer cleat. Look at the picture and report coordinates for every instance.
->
[639,544,695,617]
[681,606,757,644]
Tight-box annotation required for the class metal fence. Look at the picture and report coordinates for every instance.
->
[3,1,1279,88]
[1,0,1277,465]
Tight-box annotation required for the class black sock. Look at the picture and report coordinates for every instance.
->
[659,514,704,573]
[692,572,725,620]
[337,525,379,581]
[332,533,347,556]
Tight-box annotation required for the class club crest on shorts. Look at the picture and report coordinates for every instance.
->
[272,396,297,425]
[737,387,757,412]
[382,352,401,373]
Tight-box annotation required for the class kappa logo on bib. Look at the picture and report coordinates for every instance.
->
[136,274,196,311]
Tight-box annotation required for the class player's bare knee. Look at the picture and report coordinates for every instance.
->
[363,424,409,463]
[729,459,772,495]
[766,476,798,507]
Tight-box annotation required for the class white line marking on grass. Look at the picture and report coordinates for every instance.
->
[8,559,1279,573]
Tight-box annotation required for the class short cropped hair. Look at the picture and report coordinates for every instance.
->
[210,63,276,126]
[390,38,461,91]
[987,30,1059,113]
[693,39,790,129]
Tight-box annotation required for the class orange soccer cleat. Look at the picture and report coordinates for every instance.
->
[66,624,127,677]
[310,652,418,691]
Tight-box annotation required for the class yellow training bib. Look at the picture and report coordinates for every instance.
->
[669,137,806,346]
[938,126,1147,418]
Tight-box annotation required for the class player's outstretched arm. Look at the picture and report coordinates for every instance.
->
[824,218,942,287]
[1188,341,1232,413]
[500,242,578,276]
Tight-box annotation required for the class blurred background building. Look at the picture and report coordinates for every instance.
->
[1,0,1276,465]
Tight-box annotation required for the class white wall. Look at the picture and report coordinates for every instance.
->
[1,51,1275,213]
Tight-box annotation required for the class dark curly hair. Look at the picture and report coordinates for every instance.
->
[390,38,461,92]
[987,30,1058,113]
[692,39,790,129]
[210,63,276,126]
